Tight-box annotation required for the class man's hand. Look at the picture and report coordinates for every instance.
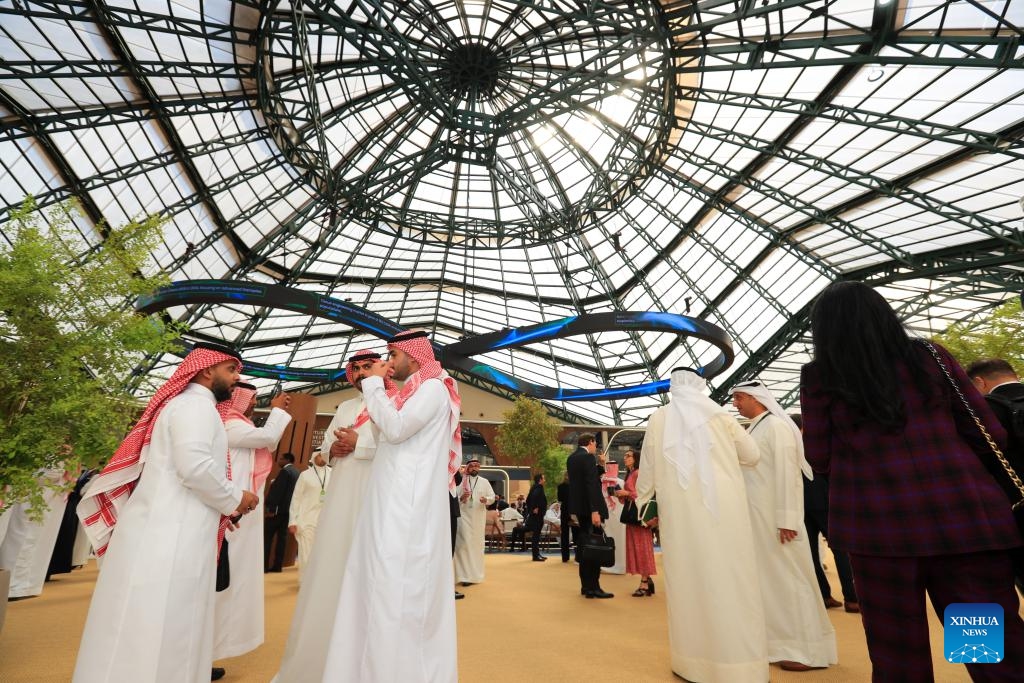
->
[479,496,488,504]
[331,427,358,459]
[270,393,291,410]
[367,358,390,378]
[532,507,539,515]
[779,528,797,544]
[288,525,297,535]
[460,492,470,504]
[591,511,602,527]
[235,490,259,517]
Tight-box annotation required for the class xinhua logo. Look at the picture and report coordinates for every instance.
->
[944,603,1004,664]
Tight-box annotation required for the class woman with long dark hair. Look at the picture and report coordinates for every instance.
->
[801,281,1024,681]
[616,449,657,596]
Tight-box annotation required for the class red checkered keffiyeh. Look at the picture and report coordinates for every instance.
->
[216,383,273,491]
[347,348,398,429]
[78,345,240,559]
[387,331,462,492]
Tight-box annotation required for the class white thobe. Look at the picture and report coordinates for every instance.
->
[322,375,458,683]
[212,407,291,660]
[72,520,93,567]
[274,395,379,683]
[0,467,67,598]
[73,384,240,683]
[454,474,495,584]
[637,408,769,683]
[601,477,627,575]
[745,412,837,668]
[288,463,331,576]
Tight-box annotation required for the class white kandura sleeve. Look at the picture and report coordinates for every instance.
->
[225,407,292,449]
[361,375,447,444]
[168,400,241,515]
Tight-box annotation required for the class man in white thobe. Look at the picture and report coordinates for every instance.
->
[731,380,838,672]
[0,466,67,599]
[211,383,291,674]
[73,343,259,683]
[322,330,460,683]
[273,349,390,683]
[454,458,495,585]
[637,369,768,682]
[288,450,331,577]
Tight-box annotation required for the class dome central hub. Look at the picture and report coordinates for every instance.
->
[440,42,506,101]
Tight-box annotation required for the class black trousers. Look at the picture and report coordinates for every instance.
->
[526,519,543,558]
[264,514,289,571]
[450,512,458,555]
[805,506,857,602]
[560,516,572,561]
[576,519,602,592]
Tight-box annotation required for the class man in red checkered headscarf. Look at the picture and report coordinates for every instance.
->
[320,330,461,682]
[211,383,292,673]
[275,347,402,682]
[74,342,260,683]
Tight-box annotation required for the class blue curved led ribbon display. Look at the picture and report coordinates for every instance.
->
[137,280,734,401]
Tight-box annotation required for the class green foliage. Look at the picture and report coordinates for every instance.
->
[536,444,569,504]
[930,298,1024,372]
[494,395,561,467]
[0,198,185,517]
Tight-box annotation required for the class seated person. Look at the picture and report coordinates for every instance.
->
[500,505,525,551]
[544,502,562,535]
[485,502,505,550]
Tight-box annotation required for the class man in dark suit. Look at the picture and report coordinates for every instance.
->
[556,473,572,562]
[566,433,612,598]
[967,358,1024,585]
[968,358,1024,459]
[264,452,299,572]
[525,474,548,561]
[451,469,465,599]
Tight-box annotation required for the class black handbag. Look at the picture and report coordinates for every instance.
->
[575,529,616,567]
[215,538,230,592]
[619,499,640,526]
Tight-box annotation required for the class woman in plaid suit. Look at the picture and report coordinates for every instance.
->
[801,281,1024,682]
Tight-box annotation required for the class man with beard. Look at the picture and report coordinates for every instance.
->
[322,330,461,682]
[454,457,495,585]
[211,383,291,680]
[272,349,393,683]
[74,343,260,683]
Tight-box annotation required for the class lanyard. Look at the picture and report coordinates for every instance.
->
[312,465,327,493]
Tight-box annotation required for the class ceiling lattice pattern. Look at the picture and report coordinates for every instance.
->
[1,0,1022,424]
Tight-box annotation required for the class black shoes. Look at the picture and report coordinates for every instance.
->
[454,591,465,600]
[585,589,614,599]
[211,667,225,681]
[532,556,547,562]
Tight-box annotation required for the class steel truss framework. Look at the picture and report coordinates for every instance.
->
[1,0,1022,425]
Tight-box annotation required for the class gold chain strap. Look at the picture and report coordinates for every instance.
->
[922,341,1024,510]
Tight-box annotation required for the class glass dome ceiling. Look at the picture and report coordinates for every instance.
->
[1,0,1022,425]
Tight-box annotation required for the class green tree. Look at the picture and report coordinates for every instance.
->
[930,298,1023,371]
[0,198,185,516]
[536,444,569,504]
[495,395,562,468]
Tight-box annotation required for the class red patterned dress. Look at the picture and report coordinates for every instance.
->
[623,468,657,576]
